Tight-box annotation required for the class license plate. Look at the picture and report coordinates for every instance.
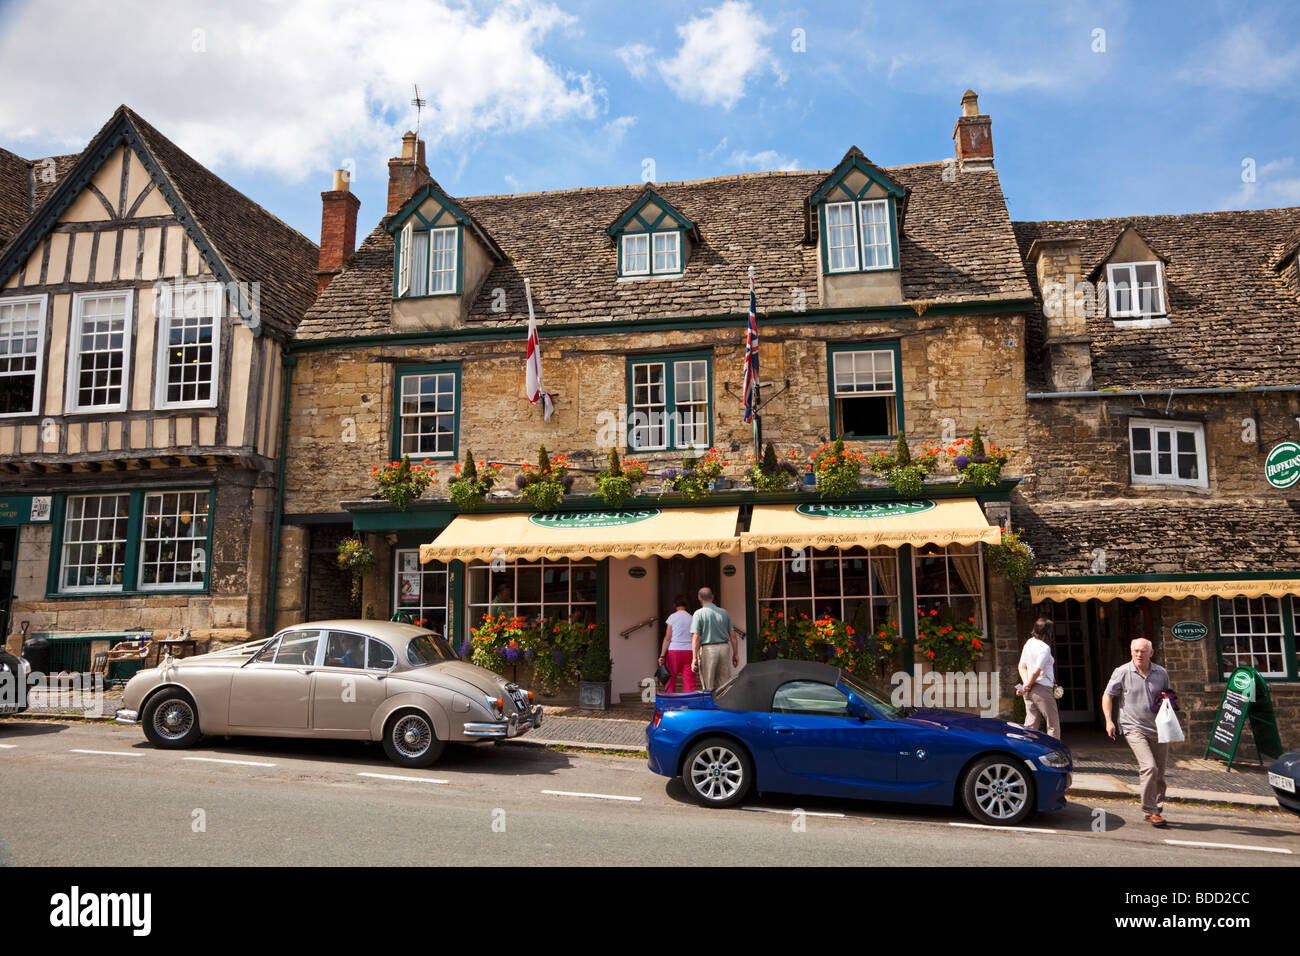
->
[1269,772,1296,794]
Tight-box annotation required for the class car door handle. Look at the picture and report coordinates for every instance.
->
[296,668,315,675]
[773,725,794,734]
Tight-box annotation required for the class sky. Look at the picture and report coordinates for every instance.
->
[0,0,1297,242]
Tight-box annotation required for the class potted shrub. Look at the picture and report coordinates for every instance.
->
[371,456,435,510]
[659,448,726,501]
[595,450,649,509]
[447,450,502,512]
[812,437,866,497]
[532,618,589,696]
[578,624,612,710]
[516,445,573,510]
[947,425,1010,488]
[915,606,984,672]
[335,537,374,601]
[746,442,800,492]
[985,527,1035,603]
[866,432,941,499]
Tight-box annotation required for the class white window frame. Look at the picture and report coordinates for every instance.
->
[1128,418,1208,488]
[1218,596,1287,679]
[0,294,48,418]
[756,545,901,626]
[1106,261,1166,319]
[428,226,457,294]
[467,558,599,628]
[397,221,412,297]
[59,492,130,594]
[620,233,650,276]
[832,348,898,437]
[137,490,210,591]
[858,199,893,270]
[824,201,859,273]
[652,231,682,274]
[393,548,451,637]
[66,289,134,414]
[630,360,668,450]
[398,369,458,459]
[154,283,221,411]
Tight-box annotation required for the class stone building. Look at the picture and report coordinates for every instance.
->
[0,107,318,668]
[274,92,1037,704]
[1013,210,1300,746]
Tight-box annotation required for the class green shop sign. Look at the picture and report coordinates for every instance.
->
[1170,620,1208,642]
[796,501,936,519]
[1265,441,1300,489]
[0,494,50,526]
[1205,666,1284,771]
[529,510,660,529]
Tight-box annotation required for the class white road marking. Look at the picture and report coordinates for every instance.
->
[541,789,642,802]
[70,749,144,758]
[0,744,17,749]
[742,806,846,818]
[950,822,1058,834]
[357,772,449,785]
[183,756,276,767]
[1164,839,1292,855]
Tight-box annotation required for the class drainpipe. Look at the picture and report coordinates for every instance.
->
[1027,385,1300,399]
[264,353,297,636]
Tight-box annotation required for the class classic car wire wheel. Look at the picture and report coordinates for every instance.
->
[391,714,433,758]
[689,745,745,801]
[151,699,195,741]
[972,762,1029,820]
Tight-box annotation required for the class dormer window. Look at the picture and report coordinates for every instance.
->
[398,221,459,298]
[388,183,503,308]
[809,148,906,278]
[1107,262,1165,317]
[608,187,696,279]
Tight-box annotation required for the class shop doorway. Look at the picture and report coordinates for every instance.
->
[1037,600,1095,722]
[0,527,14,639]
[657,555,720,628]
[307,524,361,621]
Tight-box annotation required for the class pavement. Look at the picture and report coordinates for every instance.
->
[17,685,1284,810]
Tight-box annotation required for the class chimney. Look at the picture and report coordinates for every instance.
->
[387,130,432,214]
[317,169,361,296]
[1027,237,1094,391]
[953,89,994,170]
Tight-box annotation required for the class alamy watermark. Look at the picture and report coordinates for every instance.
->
[152,277,262,330]
[890,667,1000,718]
[1,669,105,717]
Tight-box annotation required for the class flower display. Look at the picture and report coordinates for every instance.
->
[448,450,503,512]
[661,448,727,501]
[811,438,867,498]
[915,605,985,672]
[372,456,435,510]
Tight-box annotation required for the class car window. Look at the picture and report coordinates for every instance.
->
[772,680,851,717]
[367,638,396,670]
[838,672,902,719]
[249,636,280,664]
[323,631,365,668]
[275,630,323,666]
[407,634,458,666]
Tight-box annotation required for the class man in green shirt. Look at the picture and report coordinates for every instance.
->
[690,587,740,691]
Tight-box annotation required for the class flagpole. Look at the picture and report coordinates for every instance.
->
[748,266,760,455]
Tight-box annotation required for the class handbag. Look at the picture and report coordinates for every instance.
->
[1156,697,1185,743]
[654,662,671,684]
[1053,684,1064,700]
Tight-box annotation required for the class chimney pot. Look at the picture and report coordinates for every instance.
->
[961,89,980,117]
[953,89,994,170]
[387,131,432,214]
[332,168,350,192]
[317,171,361,296]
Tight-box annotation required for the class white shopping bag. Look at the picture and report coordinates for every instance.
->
[1156,698,1184,744]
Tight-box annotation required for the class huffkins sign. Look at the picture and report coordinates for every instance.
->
[1265,441,1300,489]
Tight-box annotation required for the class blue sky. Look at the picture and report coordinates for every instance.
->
[1,0,1297,241]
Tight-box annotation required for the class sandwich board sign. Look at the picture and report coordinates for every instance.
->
[1204,666,1284,770]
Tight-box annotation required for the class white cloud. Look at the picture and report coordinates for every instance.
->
[729,149,799,172]
[602,115,637,147]
[1178,21,1300,91]
[1219,157,1300,209]
[658,1,781,109]
[0,0,601,182]
[615,42,653,80]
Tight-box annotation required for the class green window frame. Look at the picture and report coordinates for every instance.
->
[827,341,903,441]
[46,488,216,597]
[817,196,899,276]
[1214,595,1299,682]
[392,362,461,461]
[618,228,685,278]
[625,350,712,452]
[393,208,464,300]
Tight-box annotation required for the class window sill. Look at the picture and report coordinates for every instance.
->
[1128,480,1211,493]
[825,265,898,276]
[47,587,210,600]
[616,272,685,282]
[395,291,459,301]
[1111,316,1170,329]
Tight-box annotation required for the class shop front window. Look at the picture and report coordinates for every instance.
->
[755,545,900,632]
[392,549,449,639]
[1218,596,1286,678]
[913,543,984,629]
[467,558,597,628]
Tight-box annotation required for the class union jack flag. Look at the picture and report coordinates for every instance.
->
[742,273,759,423]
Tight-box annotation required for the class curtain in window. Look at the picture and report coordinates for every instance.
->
[872,547,900,619]
[951,546,982,597]
[756,550,781,605]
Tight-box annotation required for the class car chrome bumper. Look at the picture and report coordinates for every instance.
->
[463,705,544,739]
[114,709,139,725]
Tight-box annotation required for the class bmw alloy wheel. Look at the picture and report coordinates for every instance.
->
[151,699,195,742]
[689,745,745,802]
[391,714,432,759]
[972,761,1029,820]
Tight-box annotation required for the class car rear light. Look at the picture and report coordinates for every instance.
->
[653,710,663,729]
[527,690,534,702]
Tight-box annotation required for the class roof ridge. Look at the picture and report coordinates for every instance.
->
[1014,206,1300,228]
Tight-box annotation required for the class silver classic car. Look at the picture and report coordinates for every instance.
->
[115,620,542,767]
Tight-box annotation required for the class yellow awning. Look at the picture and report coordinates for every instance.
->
[1031,577,1300,604]
[419,507,740,564]
[739,499,1001,552]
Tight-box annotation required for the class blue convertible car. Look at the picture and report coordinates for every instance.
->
[647,660,1072,825]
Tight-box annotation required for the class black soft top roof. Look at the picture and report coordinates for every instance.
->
[715,659,843,713]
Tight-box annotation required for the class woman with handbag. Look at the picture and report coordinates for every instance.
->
[1017,617,1061,739]
[658,595,695,693]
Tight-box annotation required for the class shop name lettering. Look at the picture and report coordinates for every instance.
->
[1266,454,1300,476]
[1041,580,1299,598]
[532,512,657,523]
[891,667,1000,718]
[50,886,151,936]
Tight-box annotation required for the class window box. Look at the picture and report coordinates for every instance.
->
[1129,418,1207,487]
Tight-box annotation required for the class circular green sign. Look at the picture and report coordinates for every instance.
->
[1265,441,1300,489]
[1230,669,1254,693]
[1171,620,1208,642]
[528,509,660,529]
[796,500,936,519]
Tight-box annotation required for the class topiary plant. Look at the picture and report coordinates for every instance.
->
[581,624,611,682]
